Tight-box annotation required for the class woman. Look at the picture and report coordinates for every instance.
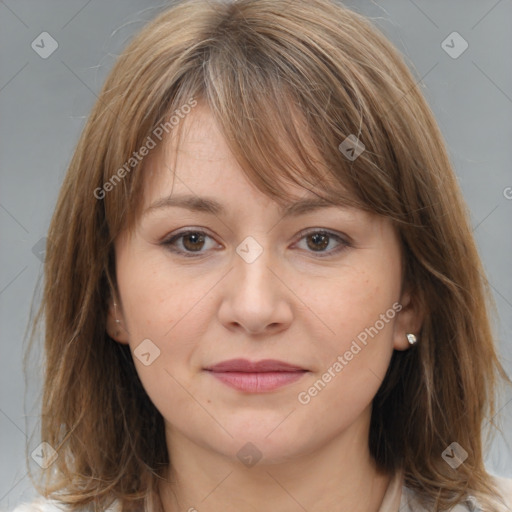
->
[18,0,512,511]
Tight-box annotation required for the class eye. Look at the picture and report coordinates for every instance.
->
[294,229,350,257]
[161,228,350,258]
[161,230,218,258]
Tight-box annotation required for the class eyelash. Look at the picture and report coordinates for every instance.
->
[160,228,351,259]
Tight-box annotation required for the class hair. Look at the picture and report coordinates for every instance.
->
[24,0,510,511]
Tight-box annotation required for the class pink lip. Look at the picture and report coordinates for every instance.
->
[204,359,308,393]
[205,358,306,372]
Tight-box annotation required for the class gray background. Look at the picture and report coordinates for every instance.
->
[1,0,511,509]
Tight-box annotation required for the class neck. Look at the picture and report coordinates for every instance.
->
[157,410,392,512]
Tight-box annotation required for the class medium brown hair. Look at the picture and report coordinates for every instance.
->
[25,0,510,511]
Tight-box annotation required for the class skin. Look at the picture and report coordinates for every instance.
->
[107,103,423,512]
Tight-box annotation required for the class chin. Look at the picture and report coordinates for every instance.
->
[212,419,316,465]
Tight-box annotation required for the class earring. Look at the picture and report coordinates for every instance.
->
[112,301,122,336]
[406,333,417,345]
[114,302,121,324]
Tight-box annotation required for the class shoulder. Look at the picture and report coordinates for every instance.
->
[10,497,122,512]
[490,474,512,510]
[400,474,512,512]
[10,498,65,512]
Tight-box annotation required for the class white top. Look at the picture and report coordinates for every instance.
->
[378,470,512,512]
[10,472,512,512]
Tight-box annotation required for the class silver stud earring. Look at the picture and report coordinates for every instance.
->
[406,333,417,345]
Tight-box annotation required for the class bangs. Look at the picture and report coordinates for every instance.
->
[110,0,408,239]
[156,74,363,216]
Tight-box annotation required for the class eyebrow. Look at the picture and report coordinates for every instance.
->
[143,194,343,218]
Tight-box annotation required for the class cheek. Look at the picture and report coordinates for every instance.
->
[300,263,400,346]
[117,249,213,338]
[115,253,208,417]
[296,262,400,401]
[296,282,397,422]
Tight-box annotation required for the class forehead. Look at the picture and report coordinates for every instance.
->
[138,107,380,235]
[143,101,344,207]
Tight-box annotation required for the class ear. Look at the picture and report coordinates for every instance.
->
[106,294,130,345]
[392,287,424,351]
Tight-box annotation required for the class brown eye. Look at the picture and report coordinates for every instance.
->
[306,232,330,251]
[181,232,206,252]
[295,229,350,257]
[162,230,217,257]
[162,228,350,259]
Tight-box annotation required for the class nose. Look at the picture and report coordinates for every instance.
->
[217,241,293,336]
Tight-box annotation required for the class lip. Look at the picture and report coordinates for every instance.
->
[204,358,308,393]
[205,358,306,372]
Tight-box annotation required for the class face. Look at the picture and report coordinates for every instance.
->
[108,103,421,466]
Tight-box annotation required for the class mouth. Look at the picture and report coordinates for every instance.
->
[203,358,309,393]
